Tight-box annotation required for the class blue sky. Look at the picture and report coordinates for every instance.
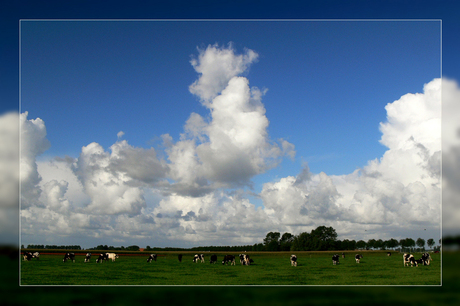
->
[1,0,458,249]
[21,20,440,177]
[13,19,445,248]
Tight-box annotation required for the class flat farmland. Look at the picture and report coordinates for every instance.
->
[20,251,441,286]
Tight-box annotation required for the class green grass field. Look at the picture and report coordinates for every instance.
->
[20,251,440,286]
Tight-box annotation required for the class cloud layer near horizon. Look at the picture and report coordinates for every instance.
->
[3,44,449,247]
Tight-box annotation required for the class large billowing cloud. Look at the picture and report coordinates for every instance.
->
[260,78,442,240]
[165,44,295,196]
[16,44,448,248]
[20,112,51,209]
[441,78,460,234]
[189,43,258,104]
[0,112,19,209]
[0,112,20,244]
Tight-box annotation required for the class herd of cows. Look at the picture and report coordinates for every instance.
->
[22,251,433,267]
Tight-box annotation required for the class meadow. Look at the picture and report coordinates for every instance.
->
[20,250,440,286]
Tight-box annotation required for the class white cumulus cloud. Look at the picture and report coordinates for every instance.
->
[15,43,450,248]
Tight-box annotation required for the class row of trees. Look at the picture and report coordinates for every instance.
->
[87,245,141,251]
[23,226,445,252]
[255,226,440,252]
[24,245,82,250]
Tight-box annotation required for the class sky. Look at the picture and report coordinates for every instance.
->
[12,19,445,249]
[1,1,459,251]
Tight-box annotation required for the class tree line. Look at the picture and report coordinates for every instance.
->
[255,226,440,252]
[23,226,446,252]
[24,245,82,250]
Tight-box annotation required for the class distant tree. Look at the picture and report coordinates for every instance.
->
[341,239,350,250]
[263,232,281,246]
[385,238,399,250]
[280,232,294,251]
[406,238,416,251]
[427,238,435,249]
[399,239,407,251]
[146,245,151,250]
[348,240,357,250]
[416,238,425,250]
[374,239,384,250]
[252,243,264,251]
[356,240,366,250]
[310,226,337,250]
[266,240,280,251]
[367,239,376,250]
[291,232,311,251]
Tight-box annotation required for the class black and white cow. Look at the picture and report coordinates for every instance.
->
[421,252,432,265]
[193,254,204,263]
[106,253,119,262]
[238,254,251,265]
[84,253,91,262]
[210,254,218,264]
[387,252,391,256]
[403,253,410,266]
[290,255,297,266]
[415,257,425,266]
[23,252,40,261]
[178,254,183,262]
[243,254,251,265]
[332,254,340,265]
[96,253,108,263]
[222,255,236,265]
[63,252,75,262]
[355,254,363,263]
[147,254,157,263]
[403,253,417,267]
[23,252,33,261]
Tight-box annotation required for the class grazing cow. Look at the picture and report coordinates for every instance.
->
[106,253,119,262]
[421,252,432,265]
[210,254,218,264]
[147,254,157,263]
[403,253,410,266]
[84,253,91,262]
[23,252,33,261]
[222,255,236,265]
[419,252,432,266]
[332,254,340,265]
[341,252,345,259]
[178,254,183,262]
[23,252,40,261]
[193,254,204,263]
[415,258,425,266]
[63,252,75,262]
[290,255,297,267]
[355,254,363,263]
[403,253,417,267]
[387,252,391,256]
[96,253,108,263]
[243,254,251,265]
[238,254,251,265]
